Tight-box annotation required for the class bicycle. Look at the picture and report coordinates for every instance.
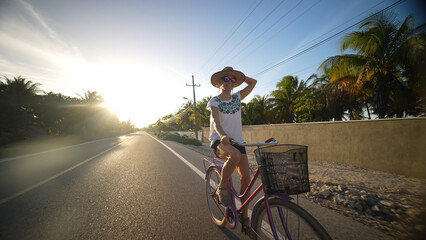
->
[203,139,332,240]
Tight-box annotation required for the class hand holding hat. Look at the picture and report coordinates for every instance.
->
[211,66,246,88]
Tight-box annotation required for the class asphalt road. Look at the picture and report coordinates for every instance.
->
[0,132,394,240]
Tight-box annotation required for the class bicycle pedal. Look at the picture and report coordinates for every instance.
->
[226,208,234,222]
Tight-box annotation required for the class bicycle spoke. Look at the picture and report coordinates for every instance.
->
[206,167,226,227]
[253,199,331,240]
[211,191,225,217]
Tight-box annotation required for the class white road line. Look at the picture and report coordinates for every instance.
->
[0,137,132,205]
[148,134,250,212]
[0,137,116,163]
[149,134,205,179]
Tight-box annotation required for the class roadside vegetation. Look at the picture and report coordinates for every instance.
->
[149,13,425,133]
[0,77,137,151]
[153,131,202,146]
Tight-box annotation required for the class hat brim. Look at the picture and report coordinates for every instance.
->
[211,69,246,88]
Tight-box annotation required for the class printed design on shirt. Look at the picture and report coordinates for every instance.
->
[213,94,240,114]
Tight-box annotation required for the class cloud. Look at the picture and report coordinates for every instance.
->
[0,0,86,93]
[19,0,60,42]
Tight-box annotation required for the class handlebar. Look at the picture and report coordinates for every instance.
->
[231,138,278,147]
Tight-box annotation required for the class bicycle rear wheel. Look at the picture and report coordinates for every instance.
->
[205,166,226,227]
[252,198,332,240]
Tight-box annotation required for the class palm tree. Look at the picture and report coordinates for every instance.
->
[0,76,40,144]
[241,102,254,125]
[34,92,70,135]
[195,96,212,127]
[75,89,122,138]
[294,81,325,122]
[270,76,307,123]
[0,76,39,105]
[307,74,343,121]
[244,95,271,125]
[177,96,213,131]
[310,67,366,121]
[320,13,426,118]
[173,101,193,131]
[77,89,104,104]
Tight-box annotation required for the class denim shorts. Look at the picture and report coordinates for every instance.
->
[210,140,246,157]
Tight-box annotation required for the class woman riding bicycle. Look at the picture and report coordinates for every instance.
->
[207,66,257,233]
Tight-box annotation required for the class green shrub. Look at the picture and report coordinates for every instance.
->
[158,131,202,146]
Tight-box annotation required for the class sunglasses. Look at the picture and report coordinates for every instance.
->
[222,76,237,83]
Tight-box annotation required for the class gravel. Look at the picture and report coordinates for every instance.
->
[183,143,426,239]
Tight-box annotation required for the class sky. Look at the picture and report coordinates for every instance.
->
[1,0,425,127]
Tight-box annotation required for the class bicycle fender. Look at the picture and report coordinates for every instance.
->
[251,197,264,215]
[251,196,280,216]
[251,196,266,228]
[205,166,217,180]
[250,195,294,227]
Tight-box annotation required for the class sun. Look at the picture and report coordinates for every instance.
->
[65,59,179,128]
[102,91,160,128]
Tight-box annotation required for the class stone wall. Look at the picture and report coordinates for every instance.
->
[202,118,426,178]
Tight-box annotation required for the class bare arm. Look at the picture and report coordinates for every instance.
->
[211,106,232,145]
[240,76,257,100]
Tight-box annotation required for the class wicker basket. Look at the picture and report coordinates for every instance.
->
[254,144,310,195]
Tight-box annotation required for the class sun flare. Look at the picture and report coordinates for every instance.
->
[102,99,133,122]
[63,58,182,128]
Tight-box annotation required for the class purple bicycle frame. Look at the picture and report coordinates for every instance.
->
[203,157,294,238]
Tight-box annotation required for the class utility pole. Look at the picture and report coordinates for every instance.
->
[186,75,200,140]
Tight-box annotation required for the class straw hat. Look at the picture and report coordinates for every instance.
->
[211,66,246,88]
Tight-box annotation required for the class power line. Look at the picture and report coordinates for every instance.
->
[160,105,192,123]
[198,0,306,84]
[252,0,387,76]
[252,0,405,77]
[207,0,287,73]
[234,0,321,66]
[286,0,387,60]
[222,0,305,68]
[203,0,265,76]
[195,0,264,77]
[255,61,322,91]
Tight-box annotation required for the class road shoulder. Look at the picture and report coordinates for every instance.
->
[177,141,425,239]
[155,138,401,240]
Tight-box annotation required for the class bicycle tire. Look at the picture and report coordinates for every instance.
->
[205,166,226,227]
[252,198,332,240]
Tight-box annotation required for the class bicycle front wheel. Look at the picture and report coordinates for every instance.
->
[205,166,226,227]
[252,198,332,240]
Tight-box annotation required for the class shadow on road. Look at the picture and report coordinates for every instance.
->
[218,226,245,239]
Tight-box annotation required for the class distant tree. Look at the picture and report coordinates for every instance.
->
[0,76,40,143]
[294,86,325,122]
[34,92,79,135]
[0,76,40,103]
[174,101,193,131]
[242,95,271,125]
[195,96,211,127]
[241,102,253,125]
[119,119,136,133]
[77,89,104,104]
[0,77,136,146]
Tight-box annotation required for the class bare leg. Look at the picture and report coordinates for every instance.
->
[216,143,242,188]
[216,144,251,225]
[236,154,250,222]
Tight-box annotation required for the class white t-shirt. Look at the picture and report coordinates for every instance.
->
[207,91,244,143]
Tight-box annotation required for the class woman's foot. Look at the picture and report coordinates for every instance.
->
[216,187,232,206]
